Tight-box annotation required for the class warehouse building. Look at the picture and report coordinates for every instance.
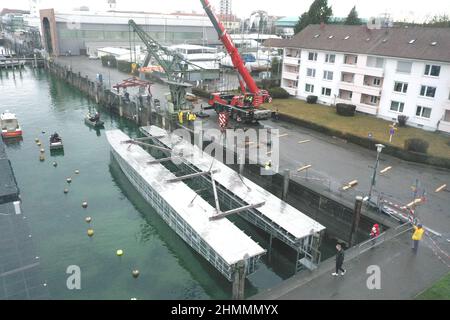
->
[39,9,218,57]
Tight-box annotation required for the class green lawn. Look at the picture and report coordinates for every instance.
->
[266,99,450,160]
[416,272,450,300]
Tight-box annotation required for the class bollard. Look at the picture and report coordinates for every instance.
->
[282,169,290,200]
[232,260,246,300]
[349,196,363,247]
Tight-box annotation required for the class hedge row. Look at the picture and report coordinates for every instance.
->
[277,113,450,169]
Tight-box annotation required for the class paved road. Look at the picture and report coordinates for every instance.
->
[199,108,450,237]
[252,231,450,300]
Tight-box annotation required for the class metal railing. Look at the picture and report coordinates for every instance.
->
[358,232,387,254]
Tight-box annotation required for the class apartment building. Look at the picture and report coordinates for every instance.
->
[279,24,450,132]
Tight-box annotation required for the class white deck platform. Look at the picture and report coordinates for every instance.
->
[106,130,266,269]
[141,126,326,240]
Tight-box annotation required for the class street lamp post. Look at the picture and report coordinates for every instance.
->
[107,61,111,89]
[368,144,385,204]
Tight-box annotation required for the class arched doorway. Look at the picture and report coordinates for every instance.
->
[42,18,53,55]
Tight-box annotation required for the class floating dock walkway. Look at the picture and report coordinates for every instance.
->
[140,126,326,272]
[106,130,266,281]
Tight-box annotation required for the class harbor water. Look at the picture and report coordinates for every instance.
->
[0,67,301,299]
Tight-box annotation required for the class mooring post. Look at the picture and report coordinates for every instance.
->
[232,260,246,300]
[268,233,273,264]
[282,169,290,200]
[349,196,363,247]
[239,162,244,176]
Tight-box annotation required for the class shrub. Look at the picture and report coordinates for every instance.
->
[306,95,318,104]
[398,115,409,127]
[101,55,117,68]
[191,87,211,98]
[336,103,356,117]
[117,60,132,73]
[268,87,290,99]
[404,138,429,154]
[257,79,280,89]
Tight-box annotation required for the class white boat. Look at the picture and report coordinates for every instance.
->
[1,111,22,139]
[49,133,63,150]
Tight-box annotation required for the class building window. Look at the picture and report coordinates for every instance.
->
[424,64,441,77]
[420,85,436,98]
[323,70,334,81]
[366,56,384,68]
[396,61,412,74]
[394,82,408,93]
[390,101,405,113]
[321,87,331,96]
[325,54,335,63]
[370,96,379,104]
[305,83,314,93]
[306,68,316,77]
[308,52,318,61]
[444,110,450,122]
[416,106,432,119]
[373,78,381,86]
[344,55,358,64]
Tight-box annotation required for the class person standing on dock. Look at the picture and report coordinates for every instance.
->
[332,244,346,276]
[411,223,425,253]
[370,223,381,246]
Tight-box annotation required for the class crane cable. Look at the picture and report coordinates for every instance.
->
[189,131,224,206]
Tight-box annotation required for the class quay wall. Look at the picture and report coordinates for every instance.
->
[45,60,152,126]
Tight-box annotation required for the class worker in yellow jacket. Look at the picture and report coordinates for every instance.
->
[412,223,425,253]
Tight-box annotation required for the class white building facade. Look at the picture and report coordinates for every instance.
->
[280,25,450,133]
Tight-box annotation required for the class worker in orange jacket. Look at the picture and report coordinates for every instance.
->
[412,223,425,253]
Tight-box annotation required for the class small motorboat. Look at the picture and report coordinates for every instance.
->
[49,132,63,150]
[1,111,22,139]
[85,112,104,128]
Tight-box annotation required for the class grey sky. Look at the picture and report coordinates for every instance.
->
[1,0,449,22]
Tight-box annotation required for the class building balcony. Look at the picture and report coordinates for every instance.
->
[283,71,299,81]
[336,97,352,104]
[284,56,301,66]
[282,86,298,96]
[438,120,450,133]
[356,102,378,115]
[340,64,384,78]
[338,82,381,97]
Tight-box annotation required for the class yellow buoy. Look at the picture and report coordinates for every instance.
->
[116,249,124,257]
[87,229,94,237]
[66,178,72,183]
[132,270,140,278]
[35,138,39,143]
[40,148,45,153]
[82,202,88,209]
[37,142,42,146]
[39,154,45,162]
[63,188,69,194]
[85,217,92,223]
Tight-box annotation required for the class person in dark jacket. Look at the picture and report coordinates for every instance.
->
[332,244,346,276]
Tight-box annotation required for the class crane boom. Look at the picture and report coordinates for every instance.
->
[200,0,267,104]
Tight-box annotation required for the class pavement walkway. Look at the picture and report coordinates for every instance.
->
[253,230,450,300]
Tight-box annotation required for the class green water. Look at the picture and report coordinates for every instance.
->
[0,68,295,300]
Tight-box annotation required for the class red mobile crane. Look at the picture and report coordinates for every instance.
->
[200,0,273,123]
